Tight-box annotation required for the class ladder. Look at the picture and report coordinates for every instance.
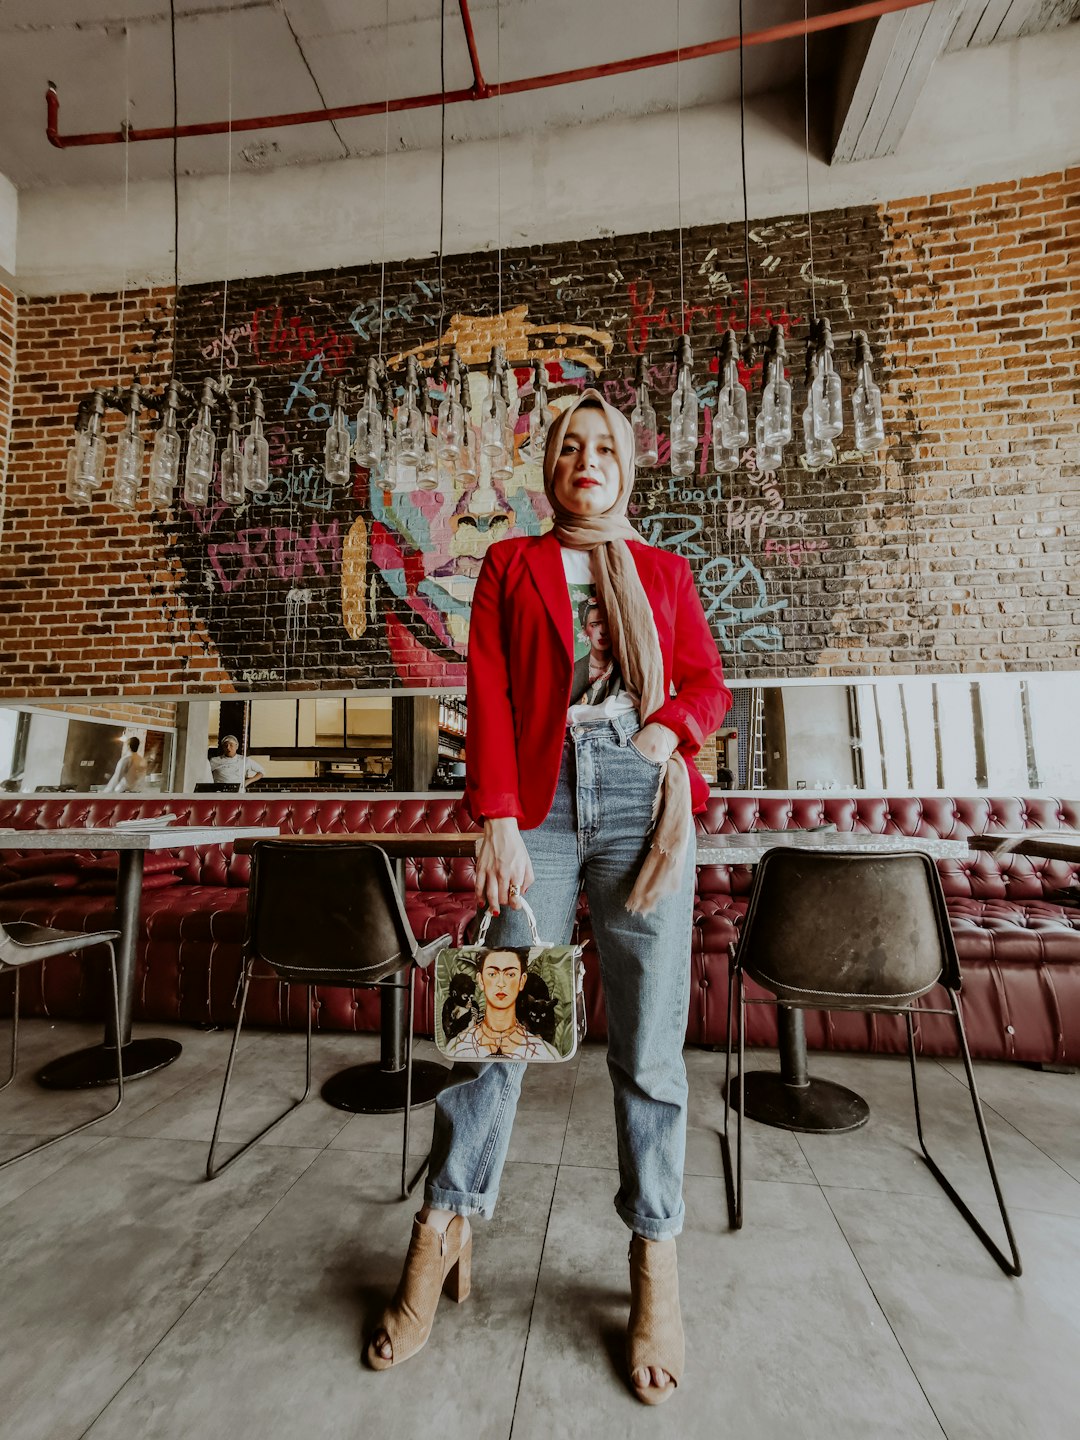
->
[748,687,766,791]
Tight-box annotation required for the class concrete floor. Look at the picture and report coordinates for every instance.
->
[1,1019,1078,1440]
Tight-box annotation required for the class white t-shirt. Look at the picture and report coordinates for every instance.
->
[209,753,265,788]
[562,546,637,726]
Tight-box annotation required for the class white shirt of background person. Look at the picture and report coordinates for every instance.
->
[208,734,265,789]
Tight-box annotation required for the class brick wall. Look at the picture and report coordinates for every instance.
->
[27,700,178,727]
[0,281,13,531]
[876,173,1080,671]
[0,288,231,697]
[0,165,1076,699]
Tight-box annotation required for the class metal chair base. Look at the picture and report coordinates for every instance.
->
[728,1070,869,1134]
[721,959,1022,1276]
[206,965,430,1198]
[37,1037,182,1089]
[205,968,313,1181]
[320,1060,447,1113]
[0,946,125,1173]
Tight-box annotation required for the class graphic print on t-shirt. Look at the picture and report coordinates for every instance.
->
[568,584,625,706]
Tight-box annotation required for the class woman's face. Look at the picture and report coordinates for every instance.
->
[480,951,525,1014]
[551,406,623,517]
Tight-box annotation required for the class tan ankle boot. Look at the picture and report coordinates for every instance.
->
[626,1235,684,1404]
[366,1215,472,1371]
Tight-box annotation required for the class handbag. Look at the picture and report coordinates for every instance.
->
[433,896,586,1063]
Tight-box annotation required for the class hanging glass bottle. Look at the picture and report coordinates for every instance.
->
[436,348,465,462]
[630,355,659,468]
[852,331,885,453]
[354,358,386,468]
[709,338,740,474]
[755,409,783,473]
[491,363,516,481]
[65,397,96,503]
[70,389,109,501]
[220,403,246,504]
[801,357,835,468]
[481,347,511,466]
[416,381,440,491]
[242,386,271,493]
[669,335,698,477]
[810,317,844,441]
[183,378,217,505]
[527,357,554,460]
[760,326,793,447]
[395,356,424,465]
[324,379,352,487]
[714,329,749,451]
[110,381,145,510]
[457,369,481,484]
[148,381,184,508]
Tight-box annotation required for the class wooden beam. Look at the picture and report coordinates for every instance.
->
[945,0,1079,51]
[832,0,967,163]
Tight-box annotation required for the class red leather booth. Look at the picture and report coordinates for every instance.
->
[2,793,1078,1064]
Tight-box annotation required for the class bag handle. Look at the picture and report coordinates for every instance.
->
[475,894,542,947]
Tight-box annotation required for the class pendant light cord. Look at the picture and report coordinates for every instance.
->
[437,0,446,354]
[378,0,390,365]
[219,0,233,382]
[117,12,131,387]
[496,0,503,317]
[676,0,684,329]
[169,0,179,383]
[738,0,751,340]
[804,0,817,321]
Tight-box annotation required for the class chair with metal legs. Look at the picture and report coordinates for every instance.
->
[722,847,1022,1277]
[206,840,449,1195]
[0,917,123,1170]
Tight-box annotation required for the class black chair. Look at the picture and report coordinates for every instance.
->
[206,840,449,1194]
[723,847,1021,1276]
[0,917,123,1170]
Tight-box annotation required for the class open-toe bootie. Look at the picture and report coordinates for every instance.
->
[626,1235,684,1405]
[366,1215,472,1371]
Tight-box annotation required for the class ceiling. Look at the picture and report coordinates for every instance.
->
[0,0,1076,190]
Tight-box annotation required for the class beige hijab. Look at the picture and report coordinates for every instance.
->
[543,388,692,915]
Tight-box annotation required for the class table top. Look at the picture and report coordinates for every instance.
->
[0,825,281,852]
[969,831,1080,863]
[232,831,476,857]
[229,830,975,864]
[695,833,975,864]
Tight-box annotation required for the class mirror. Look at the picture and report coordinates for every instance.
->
[2,673,1077,796]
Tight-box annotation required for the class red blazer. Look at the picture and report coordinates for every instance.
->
[465,530,732,829]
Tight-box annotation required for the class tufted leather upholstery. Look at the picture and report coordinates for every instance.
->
[1,793,1078,1064]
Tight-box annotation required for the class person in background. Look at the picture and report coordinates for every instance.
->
[104,736,148,793]
[366,388,731,1405]
[209,735,265,790]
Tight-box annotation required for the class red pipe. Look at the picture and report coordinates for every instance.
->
[456,0,491,100]
[46,0,932,149]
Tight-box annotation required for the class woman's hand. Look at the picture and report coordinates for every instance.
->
[474,817,534,913]
[630,722,679,764]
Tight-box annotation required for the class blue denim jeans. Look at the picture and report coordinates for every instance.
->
[425,712,695,1240]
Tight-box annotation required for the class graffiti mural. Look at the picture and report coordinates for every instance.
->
[168,210,890,688]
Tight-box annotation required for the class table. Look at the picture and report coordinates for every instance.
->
[0,824,280,1089]
[697,832,977,1134]
[969,831,1080,863]
[233,832,476,1116]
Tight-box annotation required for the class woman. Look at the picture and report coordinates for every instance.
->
[366,388,730,1404]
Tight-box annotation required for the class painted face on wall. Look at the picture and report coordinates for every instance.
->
[337,308,616,684]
